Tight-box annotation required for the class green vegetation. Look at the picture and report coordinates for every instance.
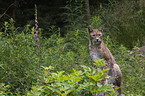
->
[27,64,117,96]
[0,0,145,95]
[0,17,144,95]
[100,0,145,48]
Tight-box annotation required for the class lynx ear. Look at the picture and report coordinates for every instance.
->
[98,25,104,32]
[88,27,93,33]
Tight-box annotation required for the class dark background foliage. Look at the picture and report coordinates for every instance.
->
[0,0,111,35]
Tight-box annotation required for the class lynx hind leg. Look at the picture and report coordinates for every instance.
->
[113,64,122,96]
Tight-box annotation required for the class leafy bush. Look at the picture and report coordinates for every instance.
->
[1,18,17,36]
[0,20,45,94]
[0,83,10,95]
[27,60,117,96]
[0,33,40,94]
[41,28,91,72]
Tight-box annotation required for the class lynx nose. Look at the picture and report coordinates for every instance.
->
[96,39,99,42]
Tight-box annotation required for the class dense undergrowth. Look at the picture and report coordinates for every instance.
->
[0,17,144,95]
[0,0,145,95]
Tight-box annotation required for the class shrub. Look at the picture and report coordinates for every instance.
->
[0,20,45,94]
[0,33,41,94]
[27,60,117,96]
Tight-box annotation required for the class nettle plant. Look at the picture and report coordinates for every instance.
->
[27,59,117,96]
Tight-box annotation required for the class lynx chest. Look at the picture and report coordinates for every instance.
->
[89,48,104,61]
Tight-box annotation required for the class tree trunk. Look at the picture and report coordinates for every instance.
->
[12,0,18,19]
[86,0,91,26]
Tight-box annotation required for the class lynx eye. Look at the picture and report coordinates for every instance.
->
[92,35,96,37]
[98,34,101,36]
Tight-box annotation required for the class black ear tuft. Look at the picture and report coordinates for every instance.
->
[98,25,104,32]
[88,27,93,33]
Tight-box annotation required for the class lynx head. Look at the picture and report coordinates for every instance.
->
[88,25,103,45]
